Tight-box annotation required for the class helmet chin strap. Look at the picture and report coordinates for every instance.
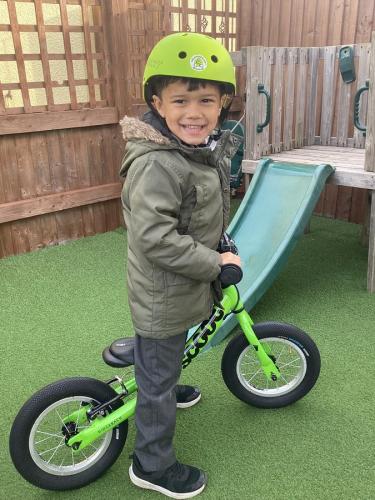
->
[221,94,233,109]
[228,110,245,132]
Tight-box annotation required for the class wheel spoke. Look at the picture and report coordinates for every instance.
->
[36,430,63,438]
[55,408,69,432]
[273,343,286,360]
[279,373,290,384]
[278,357,301,370]
[35,435,62,445]
[75,401,83,428]
[42,438,65,463]
[245,366,263,383]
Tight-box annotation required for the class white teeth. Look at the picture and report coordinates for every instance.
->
[183,125,203,129]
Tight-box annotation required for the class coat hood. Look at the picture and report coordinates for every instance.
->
[119,111,242,178]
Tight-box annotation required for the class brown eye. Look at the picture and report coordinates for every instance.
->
[179,51,187,59]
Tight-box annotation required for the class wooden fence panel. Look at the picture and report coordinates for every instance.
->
[306,47,319,145]
[0,0,117,134]
[295,47,308,148]
[320,46,337,146]
[245,0,375,48]
[283,47,297,150]
[271,47,284,153]
[0,0,241,258]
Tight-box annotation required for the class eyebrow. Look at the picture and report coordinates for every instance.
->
[170,93,219,98]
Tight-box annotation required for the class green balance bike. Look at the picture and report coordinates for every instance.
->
[9,237,321,491]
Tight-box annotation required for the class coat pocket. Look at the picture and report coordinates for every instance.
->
[187,184,207,236]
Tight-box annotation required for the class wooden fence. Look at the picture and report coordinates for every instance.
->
[3,1,375,259]
[242,0,375,48]
[0,0,240,258]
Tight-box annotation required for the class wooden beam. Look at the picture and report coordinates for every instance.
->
[0,107,119,135]
[242,159,375,189]
[0,183,122,224]
[365,32,375,172]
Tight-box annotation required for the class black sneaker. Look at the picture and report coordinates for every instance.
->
[176,385,201,409]
[129,454,207,499]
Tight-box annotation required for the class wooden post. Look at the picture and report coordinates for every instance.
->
[238,0,252,48]
[244,46,264,161]
[364,32,375,291]
[104,1,132,119]
[368,190,375,292]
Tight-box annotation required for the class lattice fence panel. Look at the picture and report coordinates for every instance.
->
[0,0,112,115]
[169,0,237,51]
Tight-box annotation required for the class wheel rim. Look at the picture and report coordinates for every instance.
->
[236,337,307,397]
[29,396,112,476]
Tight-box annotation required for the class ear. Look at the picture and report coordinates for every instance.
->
[152,95,165,117]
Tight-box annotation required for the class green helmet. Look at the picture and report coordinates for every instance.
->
[143,32,236,99]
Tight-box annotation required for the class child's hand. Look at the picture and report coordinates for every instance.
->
[219,252,242,268]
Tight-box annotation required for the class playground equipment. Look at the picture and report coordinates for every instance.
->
[207,159,334,346]
[231,37,375,292]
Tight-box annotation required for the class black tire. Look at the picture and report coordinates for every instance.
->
[9,377,128,491]
[221,322,321,408]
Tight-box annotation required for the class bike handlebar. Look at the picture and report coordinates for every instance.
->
[219,263,243,287]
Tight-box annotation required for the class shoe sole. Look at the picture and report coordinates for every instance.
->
[129,465,206,499]
[176,393,201,409]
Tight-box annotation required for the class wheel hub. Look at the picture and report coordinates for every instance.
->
[62,421,79,445]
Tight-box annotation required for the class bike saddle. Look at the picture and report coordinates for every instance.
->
[102,337,135,368]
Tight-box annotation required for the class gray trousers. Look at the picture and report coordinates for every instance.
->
[134,332,186,472]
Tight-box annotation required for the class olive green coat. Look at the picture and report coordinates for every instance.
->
[120,114,241,338]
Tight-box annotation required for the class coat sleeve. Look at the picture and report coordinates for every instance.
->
[127,159,221,282]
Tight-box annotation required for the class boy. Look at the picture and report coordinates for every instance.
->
[119,32,242,498]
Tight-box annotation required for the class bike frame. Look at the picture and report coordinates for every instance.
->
[67,285,280,452]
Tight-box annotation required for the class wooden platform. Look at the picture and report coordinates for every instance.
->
[242,146,375,190]
[241,145,375,292]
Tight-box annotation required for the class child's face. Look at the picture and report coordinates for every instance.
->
[152,80,222,145]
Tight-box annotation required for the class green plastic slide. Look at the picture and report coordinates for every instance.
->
[194,158,335,347]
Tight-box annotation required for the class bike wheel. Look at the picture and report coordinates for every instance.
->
[9,377,128,491]
[221,322,321,408]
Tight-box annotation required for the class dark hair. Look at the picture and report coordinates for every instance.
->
[145,75,234,122]
[146,75,233,98]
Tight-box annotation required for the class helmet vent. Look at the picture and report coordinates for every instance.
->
[179,51,187,59]
[211,55,218,63]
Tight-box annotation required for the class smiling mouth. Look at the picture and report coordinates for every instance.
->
[181,124,206,131]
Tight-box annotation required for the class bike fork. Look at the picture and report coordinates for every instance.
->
[65,377,138,452]
[236,306,281,382]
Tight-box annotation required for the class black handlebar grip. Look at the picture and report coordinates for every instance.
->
[219,264,243,287]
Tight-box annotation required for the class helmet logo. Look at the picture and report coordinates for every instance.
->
[190,55,207,72]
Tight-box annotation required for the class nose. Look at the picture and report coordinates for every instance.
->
[184,101,203,119]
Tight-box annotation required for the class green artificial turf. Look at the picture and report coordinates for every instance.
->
[1,212,374,500]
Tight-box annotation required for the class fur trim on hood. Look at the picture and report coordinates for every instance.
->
[119,115,170,145]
